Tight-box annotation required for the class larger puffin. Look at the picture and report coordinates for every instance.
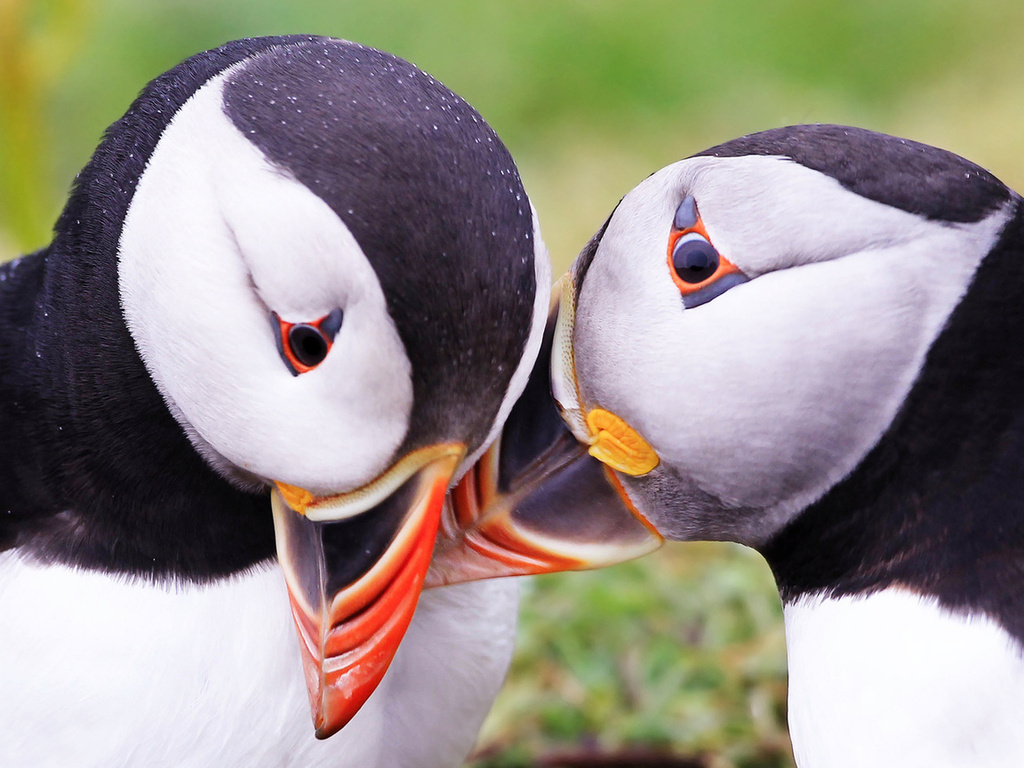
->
[0,36,559,767]
[471,125,1024,767]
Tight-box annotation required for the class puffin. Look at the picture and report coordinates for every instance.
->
[0,35,563,767]
[460,125,1024,767]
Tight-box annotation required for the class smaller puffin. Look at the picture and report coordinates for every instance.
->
[459,126,1024,768]
[0,35,578,768]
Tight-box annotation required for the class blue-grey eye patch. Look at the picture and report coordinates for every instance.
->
[673,195,699,230]
[680,272,749,309]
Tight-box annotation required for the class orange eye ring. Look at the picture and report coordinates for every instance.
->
[667,227,742,295]
[273,308,343,376]
[667,197,746,307]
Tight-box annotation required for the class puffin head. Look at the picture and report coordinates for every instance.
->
[60,36,549,737]
[443,125,1019,583]
[555,125,1016,546]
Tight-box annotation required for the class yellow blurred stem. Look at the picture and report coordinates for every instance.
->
[0,0,47,252]
[0,0,91,256]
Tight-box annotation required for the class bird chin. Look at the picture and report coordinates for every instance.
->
[270,448,463,739]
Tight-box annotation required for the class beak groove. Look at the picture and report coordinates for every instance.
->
[271,446,464,739]
[442,439,584,574]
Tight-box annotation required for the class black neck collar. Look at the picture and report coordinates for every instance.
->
[764,199,1024,644]
[0,244,274,581]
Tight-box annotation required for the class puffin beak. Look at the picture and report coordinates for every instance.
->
[271,443,465,739]
[426,277,664,588]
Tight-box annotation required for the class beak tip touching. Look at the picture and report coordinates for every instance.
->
[271,294,666,738]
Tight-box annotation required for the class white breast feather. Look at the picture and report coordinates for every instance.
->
[784,589,1024,768]
[0,552,518,768]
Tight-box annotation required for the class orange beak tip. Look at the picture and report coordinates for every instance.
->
[271,450,463,739]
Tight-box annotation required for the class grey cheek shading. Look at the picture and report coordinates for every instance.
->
[673,195,699,230]
[623,464,762,544]
[681,271,749,309]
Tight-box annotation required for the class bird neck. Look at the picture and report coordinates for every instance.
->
[764,198,1024,645]
[0,245,274,582]
[0,250,57,546]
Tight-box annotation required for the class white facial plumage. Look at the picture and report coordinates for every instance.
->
[119,69,414,497]
[571,154,1012,543]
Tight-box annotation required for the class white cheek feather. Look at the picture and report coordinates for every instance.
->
[574,154,1010,534]
[784,590,1024,768]
[0,552,517,768]
[119,70,413,495]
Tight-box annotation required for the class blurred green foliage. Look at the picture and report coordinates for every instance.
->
[473,545,792,768]
[2,2,1022,765]
[3,0,1023,269]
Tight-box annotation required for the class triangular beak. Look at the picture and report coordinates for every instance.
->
[426,294,663,588]
[271,446,464,738]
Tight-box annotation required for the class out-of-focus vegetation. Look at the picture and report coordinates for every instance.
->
[3,2,1022,765]
[3,0,1024,270]
[475,545,790,768]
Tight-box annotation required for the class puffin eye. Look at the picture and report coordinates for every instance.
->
[272,308,343,376]
[671,234,720,283]
[289,325,329,367]
[667,196,748,309]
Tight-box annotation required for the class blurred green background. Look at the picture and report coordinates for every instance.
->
[3,2,1022,766]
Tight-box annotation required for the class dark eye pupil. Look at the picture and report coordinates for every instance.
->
[672,236,720,284]
[289,324,329,366]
